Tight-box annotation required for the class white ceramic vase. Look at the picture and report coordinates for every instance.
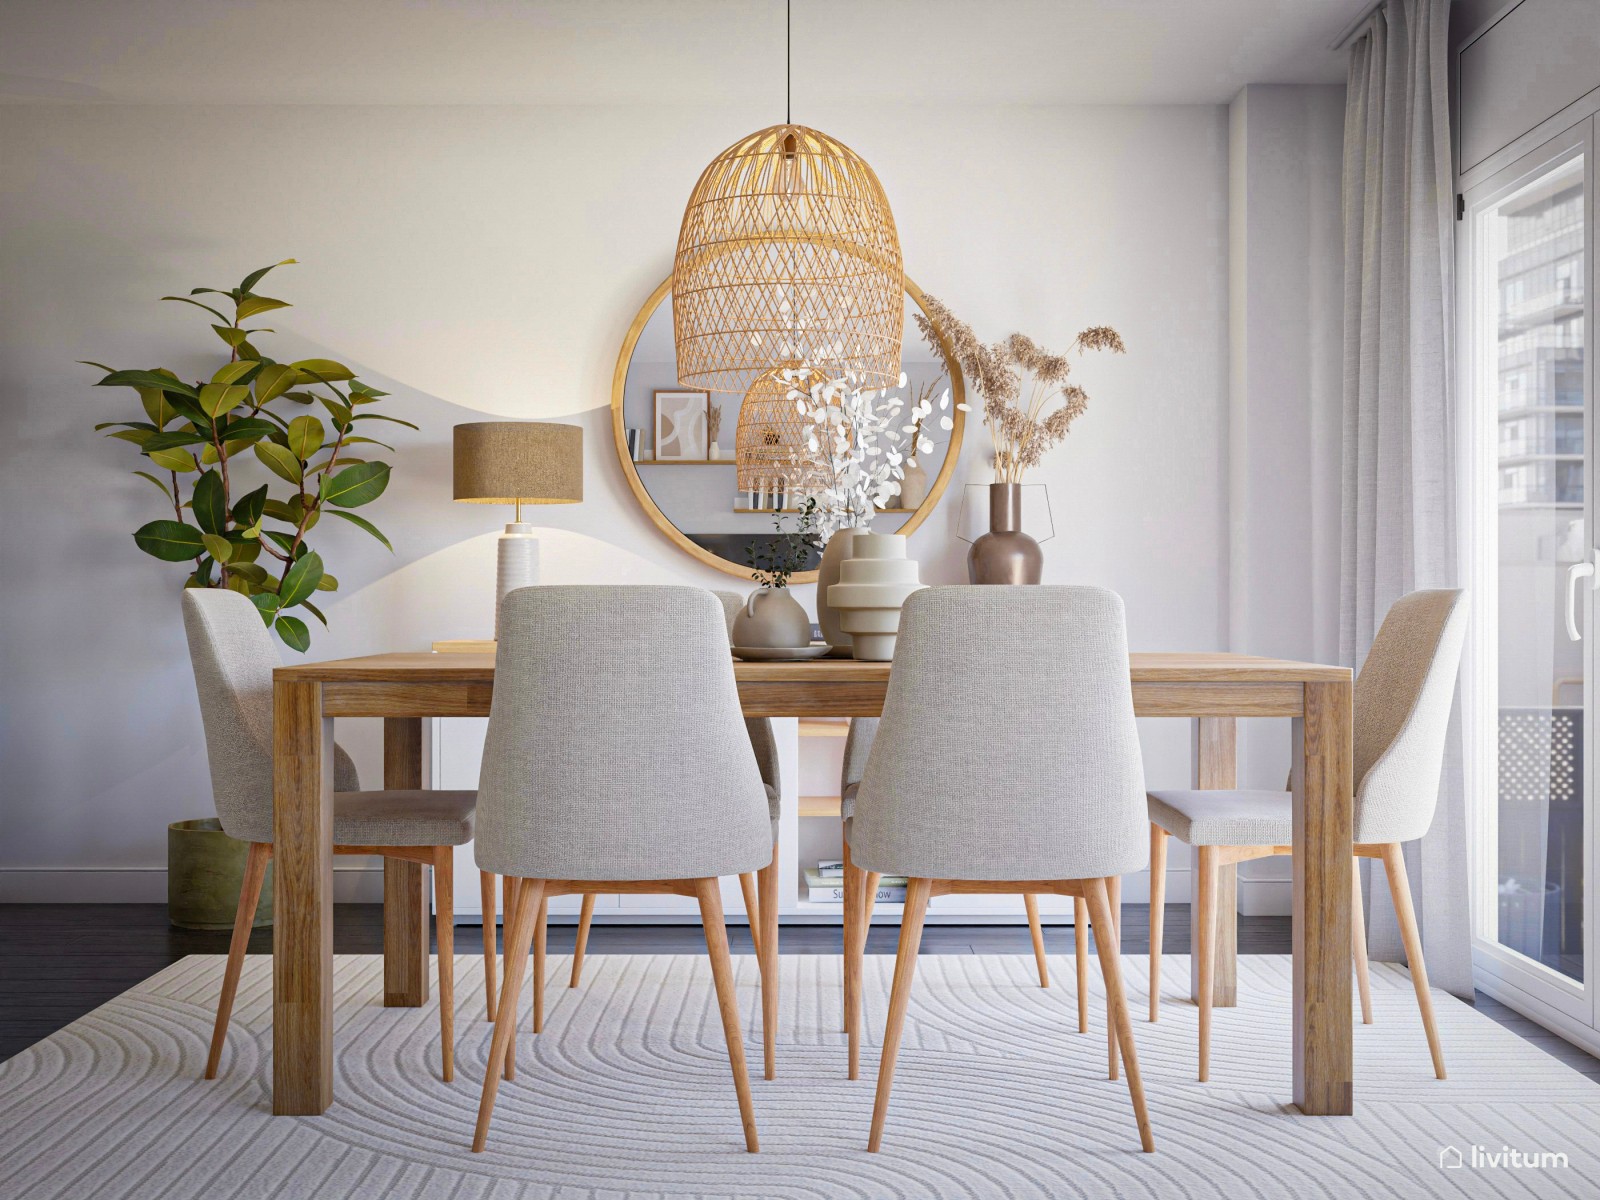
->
[815,527,863,655]
[826,533,923,661]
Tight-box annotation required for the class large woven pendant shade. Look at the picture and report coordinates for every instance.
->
[734,363,825,491]
[672,123,904,395]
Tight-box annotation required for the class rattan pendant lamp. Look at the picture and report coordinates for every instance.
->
[671,0,904,396]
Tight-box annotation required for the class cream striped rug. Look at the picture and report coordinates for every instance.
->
[2,953,1597,1198]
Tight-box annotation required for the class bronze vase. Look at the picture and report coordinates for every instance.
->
[968,483,1042,584]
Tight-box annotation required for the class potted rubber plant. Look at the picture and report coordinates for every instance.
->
[87,259,409,927]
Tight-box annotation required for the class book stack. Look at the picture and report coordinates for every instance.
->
[804,860,908,903]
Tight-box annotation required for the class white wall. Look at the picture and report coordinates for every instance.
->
[0,99,1256,902]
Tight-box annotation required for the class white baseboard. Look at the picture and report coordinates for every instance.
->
[0,867,385,904]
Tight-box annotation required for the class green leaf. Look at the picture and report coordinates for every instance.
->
[274,614,311,653]
[341,434,395,451]
[249,593,281,624]
[279,551,324,608]
[324,509,393,550]
[216,416,276,445]
[321,461,390,508]
[282,390,319,405]
[252,362,298,406]
[132,520,203,561]
[301,599,328,626]
[347,380,390,400]
[315,573,338,592]
[211,360,259,386]
[239,259,296,294]
[254,440,303,483]
[236,295,290,321]
[132,470,173,500]
[232,483,268,528]
[212,324,250,349]
[291,358,355,383]
[106,428,155,447]
[225,534,261,563]
[351,413,419,431]
[202,532,233,563]
[199,383,250,419]
[317,396,352,428]
[148,447,198,473]
[161,295,231,323]
[142,430,207,454]
[224,574,253,595]
[137,387,178,428]
[227,561,268,584]
[262,529,297,556]
[192,469,227,534]
[286,415,325,460]
[92,368,199,399]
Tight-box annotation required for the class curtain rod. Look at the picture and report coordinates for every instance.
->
[1330,0,1383,51]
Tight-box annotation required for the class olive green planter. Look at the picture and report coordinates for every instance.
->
[167,818,271,931]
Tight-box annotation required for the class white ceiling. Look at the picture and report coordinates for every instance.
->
[0,0,1360,107]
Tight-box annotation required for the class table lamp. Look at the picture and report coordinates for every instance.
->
[453,421,583,636]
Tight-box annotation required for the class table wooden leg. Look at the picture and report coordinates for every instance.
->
[272,679,334,1115]
[1292,680,1353,1115]
[1190,717,1238,1008]
[383,718,429,1007]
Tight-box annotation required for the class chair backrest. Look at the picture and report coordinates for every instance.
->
[476,585,773,880]
[1352,588,1469,843]
[181,589,281,844]
[849,586,1148,881]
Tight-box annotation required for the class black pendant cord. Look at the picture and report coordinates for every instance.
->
[785,0,792,124]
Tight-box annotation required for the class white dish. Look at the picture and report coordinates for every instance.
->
[731,644,833,662]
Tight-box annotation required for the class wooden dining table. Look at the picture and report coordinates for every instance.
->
[270,650,1353,1118]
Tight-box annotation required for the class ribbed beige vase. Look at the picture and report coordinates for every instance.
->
[826,533,924,660]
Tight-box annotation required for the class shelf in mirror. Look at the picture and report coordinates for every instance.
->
[733,507,914,515]
[634,459,735,466]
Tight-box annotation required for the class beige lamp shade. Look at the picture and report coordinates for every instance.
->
[453,422,583,506]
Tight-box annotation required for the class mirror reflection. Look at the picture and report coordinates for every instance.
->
[616,279,963,579]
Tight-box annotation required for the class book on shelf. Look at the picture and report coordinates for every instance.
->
[803,868,907,904]
[815,860,844,877]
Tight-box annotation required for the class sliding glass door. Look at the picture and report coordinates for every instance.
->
[1465,122,1594,1026]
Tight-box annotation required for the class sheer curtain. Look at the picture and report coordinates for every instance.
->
[1341,0,1472,997]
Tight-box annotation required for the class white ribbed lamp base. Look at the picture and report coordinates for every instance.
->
[495,522,540,638]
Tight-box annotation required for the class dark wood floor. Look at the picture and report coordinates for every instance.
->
[3,903,1596,1081]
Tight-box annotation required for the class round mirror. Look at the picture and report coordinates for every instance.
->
[610,275,966,583]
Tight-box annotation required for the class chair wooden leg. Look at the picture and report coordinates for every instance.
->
[862,873,882,932]
[480,871,498,1023]
[738,873,761,960]
[867,876,932,1153]
[757,842,779,1081]
[569,893,596,988]
[1074,896,1089,1034]
[502,878,521,1081]
[473,879,543,1153]
[1149,825,1167,1022]
[433,848,455,1083]
[1024,895,1049,988]
[1086,878,1154,1153]
[1352,862,1373,1026]
[695,878,760,1153]
[843,843,864,1079]
[204,841,270,1080]
[1108,873,1122,1079]
[1196,846,1218,1083]
[1380,844,1446,1079]
[531,893,549,1034]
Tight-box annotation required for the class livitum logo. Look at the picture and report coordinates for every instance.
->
[1438,1144,1570,1170]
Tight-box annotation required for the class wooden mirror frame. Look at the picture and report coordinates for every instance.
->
[610,274,966,583]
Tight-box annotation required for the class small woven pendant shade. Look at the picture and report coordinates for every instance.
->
[672,123,904,395]
[734,364,825,492]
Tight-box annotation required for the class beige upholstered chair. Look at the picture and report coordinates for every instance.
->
[839,719,1082,1081]
[471,586,772,1153]
[1148,589,1468,1082]
[182,589,490,1083]
[847,586,1154,1153]
[531,591,780,1078]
